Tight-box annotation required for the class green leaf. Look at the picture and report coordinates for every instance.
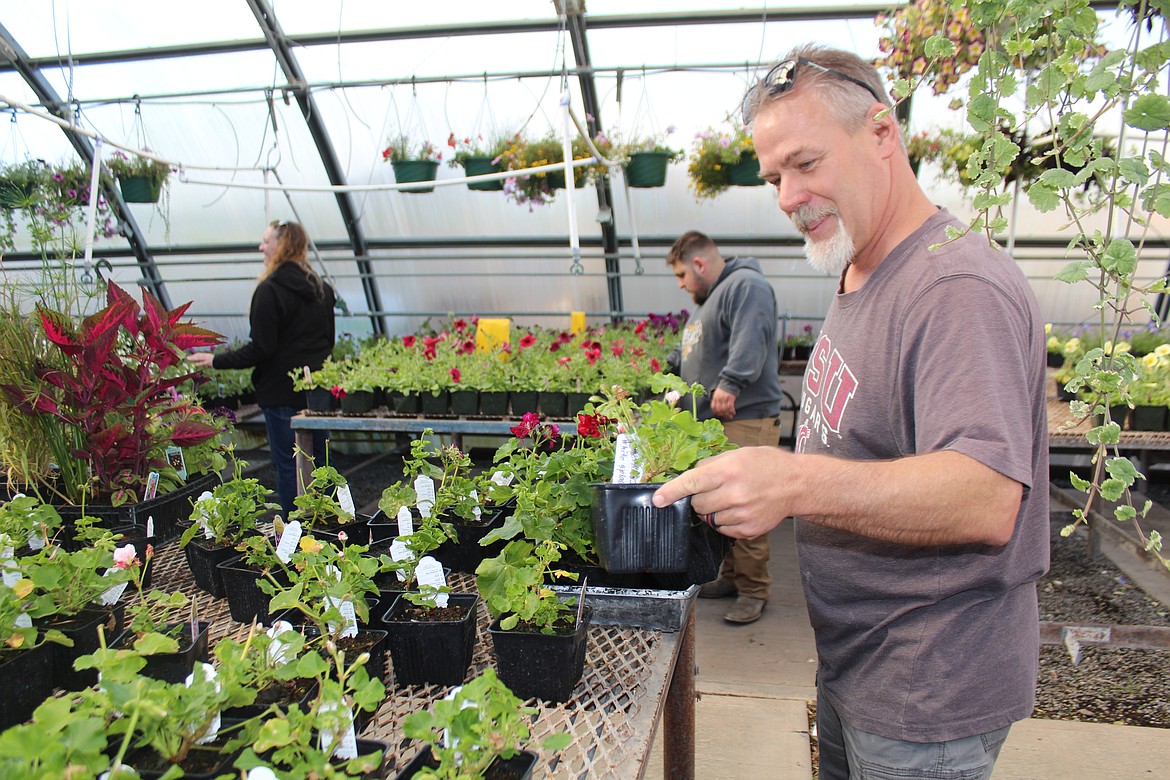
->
[1105,456,1141,484]
[1038,168,1077,189]
[1124,93,1170,131]
[1115,505,1136,523]
[1118,156,1150,186]
[1026,183,1061,213]
[967,94,997,133]
[133,631,180,655]
[1102,238,1137,276]
[924,34,957,59]
[1099,478,1125,502]
[1069,472,1091,493]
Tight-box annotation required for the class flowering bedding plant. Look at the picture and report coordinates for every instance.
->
[382,134,443,162]
[686,124,755,199]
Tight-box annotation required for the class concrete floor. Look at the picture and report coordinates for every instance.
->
[644,522,1170,780]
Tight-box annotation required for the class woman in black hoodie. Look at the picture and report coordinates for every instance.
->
[191,220,336,517]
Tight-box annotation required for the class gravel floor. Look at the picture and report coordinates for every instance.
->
[243,444,1170,729]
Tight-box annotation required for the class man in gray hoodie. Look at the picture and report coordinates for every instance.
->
[666,231,782,623]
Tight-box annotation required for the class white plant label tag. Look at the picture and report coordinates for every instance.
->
[318,700,358,760]
[99,570,129,606]
[415,556,448,608]
[414,475,436,518]
[146,516,155,539]
[14,612,31,629]
[1,545,18,588]
[266,620,295,666]
[323,596,359,639]
[389,539,414,582]
[247,768,279,780]
[612,433,642,483]
[275,521,303,564]
[185,663,221,744]
[336,484,356,520]
[490,470,513,486]
[470,489,482,522]
[143,471,160,500]
[27,527,44,551]
[396,506,414,537]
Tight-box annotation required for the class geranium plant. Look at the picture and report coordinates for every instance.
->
[445,131,513,168]
[382,134,443,162]
[402,668,571,779]
[180,469,280,550]
[475,538,578,633]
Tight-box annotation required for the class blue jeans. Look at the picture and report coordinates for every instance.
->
[262,406,327,519]
[816,679,1011,780]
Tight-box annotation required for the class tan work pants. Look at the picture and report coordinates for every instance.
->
[715,416,779,599]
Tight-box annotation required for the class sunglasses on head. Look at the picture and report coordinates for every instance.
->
[743,56,886,123]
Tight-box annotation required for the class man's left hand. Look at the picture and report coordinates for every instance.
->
[710,387,737,420]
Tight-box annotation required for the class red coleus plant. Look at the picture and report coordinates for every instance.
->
[1,282,223,505]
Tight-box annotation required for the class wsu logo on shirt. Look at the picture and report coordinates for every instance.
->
[681,320,702,361]
[798,334,857,451]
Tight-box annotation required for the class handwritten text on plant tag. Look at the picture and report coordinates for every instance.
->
[415,475,436,518]
[396,505,414,537]
[99,569,129,606]
[415,555,448,608]
[390,539,414,581]
[318,699,359,759]
[336,483,355,520]
[612,433,642,483]
[275,521,303,564]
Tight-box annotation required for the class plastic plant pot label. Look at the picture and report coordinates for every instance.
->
[490,470,514,486]
[397,506,414,537]
[470,489,482,523]
[275,521,303,564]
[612,433,642,483]
[390,539,414,582]
[27,526,44,551]
[415,476,436,518]
[415,556,448,608]
[247,768,279,780]
[146,515,155,539]
[143,471,160,500]
[99,570,129,606]
[266,620,295,666]
[165,446,187,481]
[336,484,356,520]
[318,699,359,760]
[323,596,359,639]
[186,663,221,744]
[14,612,30,629]
[193,492,216,538]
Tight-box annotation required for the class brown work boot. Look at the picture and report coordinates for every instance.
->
[698,578,737,599]
[724,595,766,624]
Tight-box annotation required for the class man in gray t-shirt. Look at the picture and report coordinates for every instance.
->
[654,45,1048,780]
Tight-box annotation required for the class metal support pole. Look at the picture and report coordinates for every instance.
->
[664,606,697,779]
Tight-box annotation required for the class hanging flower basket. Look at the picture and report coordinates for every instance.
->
[726,152,764,187]
[624,151,672,188]
[391,159,440,193]
[460,156,504,191]
[117,173,165,203]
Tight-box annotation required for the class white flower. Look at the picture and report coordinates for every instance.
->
[112,544,138,569]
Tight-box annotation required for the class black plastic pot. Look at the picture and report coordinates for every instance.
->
[431,513,508,574]
[382,593,479,687]
[1131,405,1169,431]
[537,391,568,418]
[488,606,591,703]
[590,483,692,573]
[217,555,288,625]
[307,388,337,412]
[478,391,509,417]
[183,535,244,598]
[449,390,480,416]
[129,742,240,779]
[420,390,450,416]
[392,392,421,415]
[41,604,125,691]
[56,471,220,544]
[340,390,375,415]
[111,620,212,684]
[567,392,592,415]
[397,748,537,779]
[302,625,390,693]
[366,509,400,544]
[308,514,372,546]
[222,677,319,720]
[549,553,644,590]
[1047,350,1065,368]
[509,391,538,416]
[0,642,55,731]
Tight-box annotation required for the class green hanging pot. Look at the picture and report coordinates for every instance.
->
[461,156,504,191]
[118,174,164,203]
[546,167,587,191]
[727,152,764,187]
[624,151,671,188]
[391,159,440,193]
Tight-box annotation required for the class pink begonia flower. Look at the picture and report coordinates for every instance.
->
[113,544,138,569]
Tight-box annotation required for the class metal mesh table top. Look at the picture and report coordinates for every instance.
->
[147,539,688,779]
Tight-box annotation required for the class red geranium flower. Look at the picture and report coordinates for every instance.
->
[519,333,536,348]
[577,413,602,438]
[403,335,416,348]
[650,357,661,372]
